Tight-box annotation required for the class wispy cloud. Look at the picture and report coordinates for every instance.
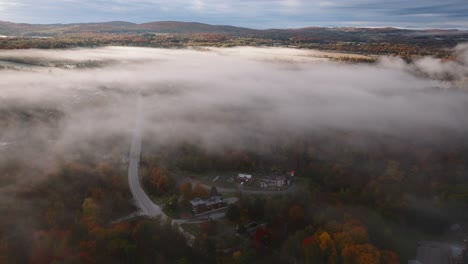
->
[0,1,25,11]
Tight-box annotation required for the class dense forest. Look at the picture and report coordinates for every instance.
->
[0,32,460,60]
[138,127,468,262]
[1,128,467,263]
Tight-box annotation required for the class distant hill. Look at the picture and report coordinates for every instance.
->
[138,21,255,34]
[0,20,257,36]
[0,21,55,36]
[0,20,467,43]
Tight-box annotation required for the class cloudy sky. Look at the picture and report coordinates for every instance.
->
[1,0,468,29]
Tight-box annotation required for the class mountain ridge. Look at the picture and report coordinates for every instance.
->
[0,20,465,37]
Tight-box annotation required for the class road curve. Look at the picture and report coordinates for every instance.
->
[126,96,196,245]
[128,96,167,218]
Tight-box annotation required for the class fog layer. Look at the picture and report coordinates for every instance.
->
[0,46,467,163]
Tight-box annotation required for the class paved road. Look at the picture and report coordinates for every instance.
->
[125,96,197,245]
[128,96,167,219]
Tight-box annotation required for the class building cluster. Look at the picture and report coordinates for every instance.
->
[236,171,295,189]
[189,187,226,215]
[259,176,291,189]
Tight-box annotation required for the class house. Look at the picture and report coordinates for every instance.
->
[275,176,290,187]
[189,187,226,214]
[260,176,291,189]
[237,173,253,184]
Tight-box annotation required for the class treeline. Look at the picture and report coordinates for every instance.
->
[297,42,454,60]
[0,33,459,60]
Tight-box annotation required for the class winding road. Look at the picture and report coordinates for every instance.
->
[128,96,167,218]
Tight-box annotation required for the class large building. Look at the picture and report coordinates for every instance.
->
[189,187,226,215]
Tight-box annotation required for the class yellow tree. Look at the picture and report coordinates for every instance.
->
[319,232,338,264]
[302,232,337,264]
[82,197,99,221]
[342,244,381,264]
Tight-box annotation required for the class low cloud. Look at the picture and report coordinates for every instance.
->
[0,46,467,165]
[379,45,468,81]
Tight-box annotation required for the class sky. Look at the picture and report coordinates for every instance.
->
[0,0,468,29]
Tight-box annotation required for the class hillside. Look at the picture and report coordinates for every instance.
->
[1,20,467,40]
[1,20,467,59]
[0,20,256,36]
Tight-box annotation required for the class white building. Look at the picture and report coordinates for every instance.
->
[237,173,253,184]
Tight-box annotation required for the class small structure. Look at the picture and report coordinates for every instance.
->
[237,173,253,184]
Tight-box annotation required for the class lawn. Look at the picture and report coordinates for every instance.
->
[181,223,201,236]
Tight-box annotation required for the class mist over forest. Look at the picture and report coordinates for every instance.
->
[1,46,468,156]
[1,46,468,263]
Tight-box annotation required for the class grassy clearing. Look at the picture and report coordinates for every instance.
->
[181,223,200,236]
